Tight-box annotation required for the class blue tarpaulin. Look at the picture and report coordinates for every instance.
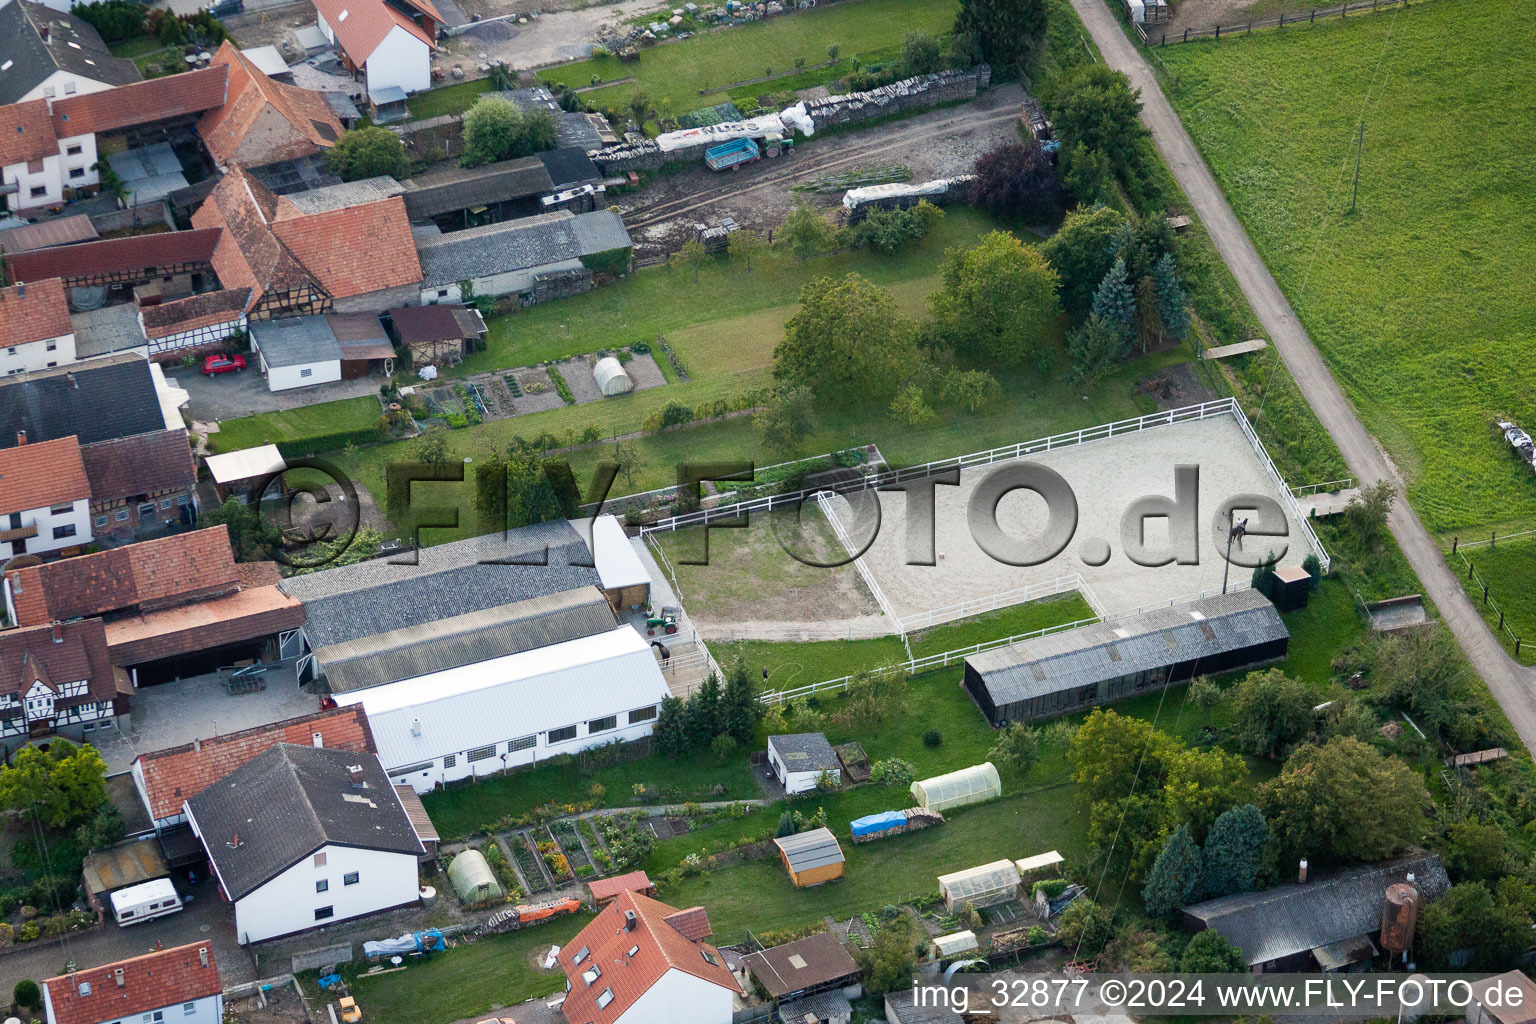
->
[364,929,446,960]
[850,811,906,837]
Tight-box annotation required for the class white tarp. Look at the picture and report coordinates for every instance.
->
[655,114,785,152]
[843,178,952,210]
[780,101,815,136]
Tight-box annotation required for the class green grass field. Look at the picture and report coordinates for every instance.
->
[210,395,380,453]
[540,0,958,111]
[1158,0,1536,533]
[1448,534,1536,665]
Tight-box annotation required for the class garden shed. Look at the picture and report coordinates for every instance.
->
[910,762,1001,813]
[1015,850,1065,878]
[937,859,1020,912]
[774,827,845,888]
[933,930,979,958]
[447,849,502,905]
[592,356,634,396]
[768,733,842,795]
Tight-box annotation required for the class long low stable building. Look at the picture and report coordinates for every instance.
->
[335,625,672,793]
[963,589,1289,727]
[414,208,632,306]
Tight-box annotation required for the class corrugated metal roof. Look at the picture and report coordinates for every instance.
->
[967,590,1288,705]
[314,586,617,693]
[414,209,630,287]
[592,514,650,591]
[337,626,671,772]
[773,827,845,873]
[1184,852,1448,966]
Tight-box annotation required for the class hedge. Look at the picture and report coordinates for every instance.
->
[580,246,633,277]
[272,427,383,459]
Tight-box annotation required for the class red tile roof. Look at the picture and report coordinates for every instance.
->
[43,942,221,1024]
[80,428,197,501]
[198,42,343,167]
[2,525,239,625]
[192,165,419,308]
[6,228,221,285]
[271,194,420,298]
[135,705,374,822]
[559,890,737,1024]
[0,99,59,167]
[51,65,229,137]
[0,434,89,516]
[0,277,72,346]
[139,288,250,340]
[0,618,115,706]
[312,0,436,65]
[588,870,654,903]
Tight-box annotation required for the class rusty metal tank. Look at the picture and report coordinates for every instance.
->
[1380,881,1420,952]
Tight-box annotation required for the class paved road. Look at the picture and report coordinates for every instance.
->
[1065,0,1536,754]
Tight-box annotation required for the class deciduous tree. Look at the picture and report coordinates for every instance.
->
[1418,882,1532,971]
[773,274,919,406]
[941,368,1003,413]
[0,740,108,830]
[324,126,411,181]
[954,0,1048,68]
[1040,204,1127,319]
[753,385,817,452]
[987,723,1041,776]
[930,231,1060,363]
[679,238,709,283]
[1230,669,1315,758]
[726,227,767,272]
[1262,736,1427,865]
[969,140,1061,224]
[778,201,837,261]
[1180,929,1248,972]
[901,30,943,75]
[1046,64,1149,184]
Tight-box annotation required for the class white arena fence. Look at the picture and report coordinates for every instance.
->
[639,398,1330,576]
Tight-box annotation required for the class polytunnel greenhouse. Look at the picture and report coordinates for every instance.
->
[909,761,1001,812]
[447,849,502,905]
[593,356,634,396]
[937,859,1022,912]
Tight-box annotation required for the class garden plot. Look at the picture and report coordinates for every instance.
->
[833,414,1318,623]
[476,349,670,419]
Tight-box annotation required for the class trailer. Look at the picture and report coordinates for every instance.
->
[706,138,760,171]
[110,878,184,926]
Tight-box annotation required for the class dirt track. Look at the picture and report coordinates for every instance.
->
[614,84,1026,252]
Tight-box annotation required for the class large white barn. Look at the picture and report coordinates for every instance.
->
[336,625,672,793]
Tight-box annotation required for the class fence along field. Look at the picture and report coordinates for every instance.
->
[1157,0,1536,533]
[1127,0,1423,46]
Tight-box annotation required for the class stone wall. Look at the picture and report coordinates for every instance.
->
[521,265,593,306]
[589,66,992,174]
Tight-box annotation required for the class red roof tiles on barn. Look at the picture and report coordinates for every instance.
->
[5,228,221,285]
[50,64,229,137]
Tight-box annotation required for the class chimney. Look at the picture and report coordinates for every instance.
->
[40,23,49,42]
[193,737,201,752]
[50,623,62,644]
[347,763,366,786]
[313,731,323,747]
[16,281,25,298]
[410,718,422,737]
[624,909,636,932]
[15,430,26,446]
[1406,872,1415,885]
[66,371,76,389]
[1298,858,1309,884]
[113,968,125,988]
[198,946,209,968]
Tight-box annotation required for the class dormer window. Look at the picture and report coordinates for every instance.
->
[581,966,600,986]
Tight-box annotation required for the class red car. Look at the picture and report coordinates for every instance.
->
[202,353,247,376]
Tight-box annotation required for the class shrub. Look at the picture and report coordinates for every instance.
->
[14,979,41,1010]
[16,921,40,943]
[922,728,943,747]
[869,757,916,787]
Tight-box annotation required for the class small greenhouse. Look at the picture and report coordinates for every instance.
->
[593,356,634,396]
[934,930,980,958]
[447,849,502,905]
[937,858,1021,912]
[910,761,1001,813]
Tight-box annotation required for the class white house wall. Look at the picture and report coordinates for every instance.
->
[42,989,222,1024]
[617,968,736,1024]
[1,331,76,375]
[263,359,342,392]
[212,842,418,945]
[0,132,96,214]
[364,27,430,96]
[20,70,115,103]
[0,498,91,560]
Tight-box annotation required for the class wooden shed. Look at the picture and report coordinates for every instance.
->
[774,827,845,888]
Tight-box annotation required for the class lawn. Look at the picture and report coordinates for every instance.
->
[313,911,592,1024]
[540,0,958,111]
[1447,533,1536,665]
[1158,0,1536,533]
[406,78,491,120]
[209,395,381,454]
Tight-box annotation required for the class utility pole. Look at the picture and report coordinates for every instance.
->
[1350,120,1366,214]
